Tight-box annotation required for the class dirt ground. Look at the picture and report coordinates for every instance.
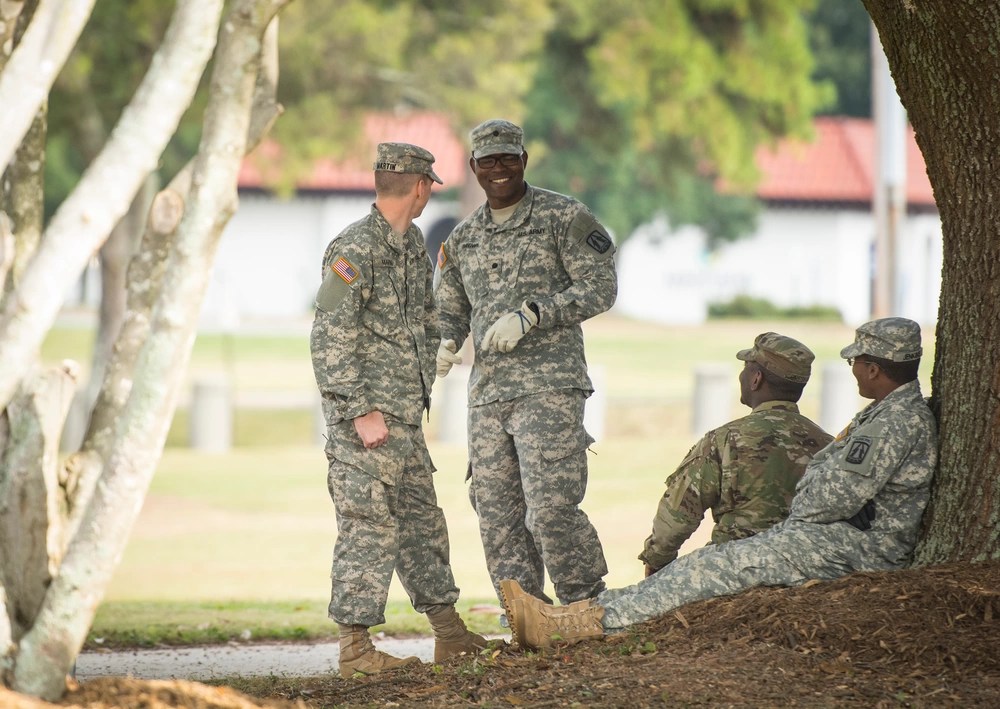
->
[3,560,998,708]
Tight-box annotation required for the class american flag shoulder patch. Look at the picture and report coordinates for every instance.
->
[331,256,359,284]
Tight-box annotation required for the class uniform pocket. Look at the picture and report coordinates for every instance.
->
[538,427,594,462]
[328,422,413,485]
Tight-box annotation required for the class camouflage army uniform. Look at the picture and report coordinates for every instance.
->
[598,377,937,631]
[311,204,459,627]
[639,401,833,571]
[435,182,617,604]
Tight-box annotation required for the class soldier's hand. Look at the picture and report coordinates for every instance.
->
[353,410,389,449]
[482,301,538,353]
[436,339,463,377]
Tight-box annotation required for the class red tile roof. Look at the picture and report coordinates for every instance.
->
[240,113,936,208]
[238,111,468,192]
[754,116,935,206]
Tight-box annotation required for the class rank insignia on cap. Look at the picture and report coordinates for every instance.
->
[437,245,447,269]
[331,257,359,284]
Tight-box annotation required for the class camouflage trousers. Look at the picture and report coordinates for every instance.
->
[598,518,899,631]
[468,389,608,605]
[325,416,459,626]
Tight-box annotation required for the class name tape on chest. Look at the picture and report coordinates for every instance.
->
[331,257,359,284]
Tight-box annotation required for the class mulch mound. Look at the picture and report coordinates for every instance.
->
[8,559,994,708]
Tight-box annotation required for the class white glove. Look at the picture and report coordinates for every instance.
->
[481,301,539,353]
[436,339,463,377]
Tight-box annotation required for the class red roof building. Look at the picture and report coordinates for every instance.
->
[239,113,936,211]
[238,111,468,192]
[753,116,935,208]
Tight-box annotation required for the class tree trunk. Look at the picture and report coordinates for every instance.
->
[0,363,79,641]
[1,106,46,299]
[9,1,289,699]
[62,10,283,548]
[862,0,1000,562]
[0,0,223,414]
[0,0,41,298]
[0,0,94,170]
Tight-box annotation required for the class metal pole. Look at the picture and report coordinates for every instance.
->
[871,23,907,318]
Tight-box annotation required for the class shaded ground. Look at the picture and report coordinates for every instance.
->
[3,560,998,708]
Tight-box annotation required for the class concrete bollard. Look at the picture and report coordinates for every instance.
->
[189,377,233,453]
[434,364,470,445]
[820,361,862,434]
[692,364,732,434]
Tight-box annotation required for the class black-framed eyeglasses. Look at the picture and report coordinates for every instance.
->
[847,357,872,367]
[474,154,522,169]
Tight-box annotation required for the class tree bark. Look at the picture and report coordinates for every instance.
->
[862,0,1000,562]
[1,105,46,299]
[0,0,223,414]
[10,0,290,699]
[0,0,94,171]
[0,0,41,299]
[0,363,78,643]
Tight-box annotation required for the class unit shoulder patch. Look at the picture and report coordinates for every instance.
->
[586,230,612,254]
[844,435,872,465]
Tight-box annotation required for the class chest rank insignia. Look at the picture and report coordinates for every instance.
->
[331,256,359,284]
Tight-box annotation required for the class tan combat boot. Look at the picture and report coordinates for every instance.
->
[337,624,420,678]
[500,579,605,650]
[426,605,489,662]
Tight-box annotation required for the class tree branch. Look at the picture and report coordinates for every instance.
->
[64,10,285,545]
[0,0,93,171]
[0,0,224,414]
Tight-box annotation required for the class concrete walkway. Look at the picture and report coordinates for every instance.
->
[76,635,509,681]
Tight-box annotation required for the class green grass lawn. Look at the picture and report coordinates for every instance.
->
[41,312,936,646]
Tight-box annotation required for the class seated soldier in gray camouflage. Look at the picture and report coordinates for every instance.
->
[640,333,833,577]
[501,317,937,650]
[311,143,486,678]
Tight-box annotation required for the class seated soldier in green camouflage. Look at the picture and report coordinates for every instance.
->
[640,333,833,577]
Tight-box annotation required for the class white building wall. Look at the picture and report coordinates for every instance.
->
[199,192,461,327]
[616,206,942,327]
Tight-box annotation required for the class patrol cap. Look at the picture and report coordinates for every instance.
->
[736,332,815,384]
[470,119,524,159]
[373,142,443,184]
[840,317,922,362]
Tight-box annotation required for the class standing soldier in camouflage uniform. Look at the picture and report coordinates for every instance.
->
[434,119,617,606]
[311,143,486,678]
[500,318,938,650]
[640,333,833,576]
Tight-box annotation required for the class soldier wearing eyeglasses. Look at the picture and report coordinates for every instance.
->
[433,119,617,609]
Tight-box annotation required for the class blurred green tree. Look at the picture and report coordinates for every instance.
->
[808,0,871,117]
[521,0,833,247]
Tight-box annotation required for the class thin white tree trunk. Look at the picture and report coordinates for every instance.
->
[0,0,94,171]
[0,363,78,641]
[62,27,284,543]
[0,0,224,413]
[10,1,290,699]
